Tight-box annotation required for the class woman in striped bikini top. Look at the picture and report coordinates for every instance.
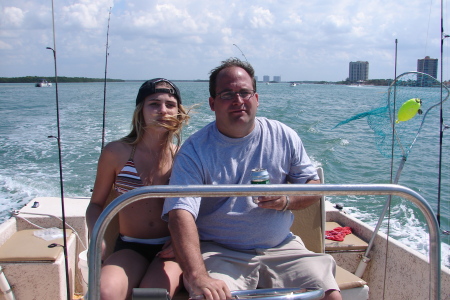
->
[114,146,145,194]
[86,78,190,300]
[114,145,172,194]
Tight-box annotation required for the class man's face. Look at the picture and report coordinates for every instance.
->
[209,66,259,138]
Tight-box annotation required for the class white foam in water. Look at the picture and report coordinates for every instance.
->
[340,139,349,146]
[344,197,450,268]
[0,175,37,219]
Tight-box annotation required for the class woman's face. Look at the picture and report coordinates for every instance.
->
[142,93,179,130]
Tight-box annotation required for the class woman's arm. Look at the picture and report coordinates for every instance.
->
[86,142,124,236]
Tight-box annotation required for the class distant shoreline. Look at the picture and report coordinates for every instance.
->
[0,76,211,83]
[0,76,125,83]
[0,76,403,86]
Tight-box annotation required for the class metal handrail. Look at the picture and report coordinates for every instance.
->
[230,287,324,300]
[88,184,441,300]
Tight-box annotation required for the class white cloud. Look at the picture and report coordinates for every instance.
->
[249,6,274,29]
[1,7,25,28]
[61,0,110,30]
[0,0,447,81]
[0,40,12,50]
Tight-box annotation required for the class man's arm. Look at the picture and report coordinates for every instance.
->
[286,179,321,210]
[168,209,231,300]
[257,179,321,211]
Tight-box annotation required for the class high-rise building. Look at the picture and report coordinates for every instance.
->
[273,76,281,82]
[263,75,270,82]
[349,61,369,82]
[417,56,438,86]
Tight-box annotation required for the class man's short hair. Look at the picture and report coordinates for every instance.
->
[209,57,257,98]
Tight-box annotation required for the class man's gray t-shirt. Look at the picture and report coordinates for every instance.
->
[162,117,318,250]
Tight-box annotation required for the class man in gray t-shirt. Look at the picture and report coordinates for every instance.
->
[163,58,342,300]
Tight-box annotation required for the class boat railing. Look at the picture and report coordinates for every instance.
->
[88,184,441,300]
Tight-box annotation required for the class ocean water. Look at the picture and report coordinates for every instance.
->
[0,81,449,268]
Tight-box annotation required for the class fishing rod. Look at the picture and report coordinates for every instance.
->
[46,0,71,299]
[233,44,249,63]
[437,0,449,230]
[101,7,112,151]
[375,39,400,296]
[390,39,399,182]
[355,39,400,278]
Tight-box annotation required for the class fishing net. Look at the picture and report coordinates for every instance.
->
[334,72,450,281]
[334,71,449,160]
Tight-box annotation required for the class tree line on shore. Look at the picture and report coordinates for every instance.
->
[337,78,394,86]
[0,76,124,83]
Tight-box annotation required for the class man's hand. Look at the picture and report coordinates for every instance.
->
[256,196,289,211]
[188,274,231,300]
[156,239,176,259]
[169,209,232,300]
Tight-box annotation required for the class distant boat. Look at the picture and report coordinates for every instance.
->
[290,82,297,87]
[35,79,52,87]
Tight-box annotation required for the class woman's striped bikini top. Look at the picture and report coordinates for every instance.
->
[114,146,144,194]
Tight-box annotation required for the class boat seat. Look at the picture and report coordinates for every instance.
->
[0,228,76,299]
[325,221,368,253]
[291,167,369,300]
[334,266,369,299]
[0,229,72,262]
[335,265,367,289]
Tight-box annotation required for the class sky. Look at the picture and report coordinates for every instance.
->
[0,0,449,82]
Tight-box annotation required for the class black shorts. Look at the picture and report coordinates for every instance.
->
[113,236,165,262]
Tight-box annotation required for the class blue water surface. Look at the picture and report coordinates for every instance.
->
[0,81,448,267]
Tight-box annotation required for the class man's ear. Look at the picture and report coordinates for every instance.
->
[209,97,215,111]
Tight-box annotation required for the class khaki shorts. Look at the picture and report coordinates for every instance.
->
[200,235,339,293]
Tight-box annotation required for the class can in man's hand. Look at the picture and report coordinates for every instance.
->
[251,168,270,203]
